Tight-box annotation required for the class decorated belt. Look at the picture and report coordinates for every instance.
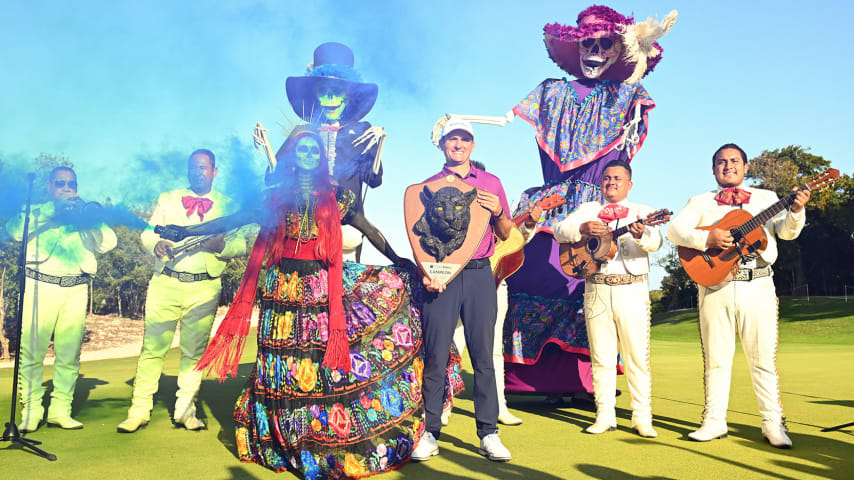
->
[732,266,771,282]
[162,267,213,282]
[25,268,90,287]
[587,273,647,286]
[464,258,491,270]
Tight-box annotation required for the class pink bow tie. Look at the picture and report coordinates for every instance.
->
[598,204,629,223]
[319,125,341,132]
[182,196,213,221]
[715,187,751,206]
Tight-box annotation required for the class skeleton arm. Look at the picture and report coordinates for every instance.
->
[353,126,386,177]
[347,208,409,268]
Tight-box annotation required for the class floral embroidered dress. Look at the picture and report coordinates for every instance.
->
[502,78,653,394]
[234,187,424,479]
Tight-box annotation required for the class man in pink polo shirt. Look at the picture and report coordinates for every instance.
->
[411,118,515,462]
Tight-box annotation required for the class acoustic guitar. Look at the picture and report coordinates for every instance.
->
[678,168,839,287]
[488,193,569,288]
[559,209,672,278]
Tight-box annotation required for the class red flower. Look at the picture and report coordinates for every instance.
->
[329,403,352,438]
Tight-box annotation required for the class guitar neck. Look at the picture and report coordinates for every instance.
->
[610,219,641,239]
[733,190,797,237]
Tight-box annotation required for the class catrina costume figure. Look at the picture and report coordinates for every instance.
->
[502,6,676,403]
[283,42,387,262]
[157,127,423,479]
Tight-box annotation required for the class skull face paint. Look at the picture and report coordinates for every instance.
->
[294,136,322,171]
[315,82,348,122]
[578,35,622,79]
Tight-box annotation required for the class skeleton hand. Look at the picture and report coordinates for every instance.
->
[252,123,269,154]
[353,126,386,154]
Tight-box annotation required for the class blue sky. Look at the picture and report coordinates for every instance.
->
[2,1,852,288]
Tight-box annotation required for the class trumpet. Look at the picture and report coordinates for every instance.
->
[167,230,239,259]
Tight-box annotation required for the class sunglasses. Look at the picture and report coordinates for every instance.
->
[580,37,615,50]
[53,180,78,190]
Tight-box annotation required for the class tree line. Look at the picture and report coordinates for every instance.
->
[655,145,854,311]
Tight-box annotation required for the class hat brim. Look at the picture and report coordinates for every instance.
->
[543,32,663,82]
[286,76,378,123]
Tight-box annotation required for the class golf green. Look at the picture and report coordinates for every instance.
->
[2,300,852,479]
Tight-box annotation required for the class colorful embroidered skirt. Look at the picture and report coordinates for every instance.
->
[235,259,424,479]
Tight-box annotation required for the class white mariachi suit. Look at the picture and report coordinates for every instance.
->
[554,200,662,425]
[6,201,116,425]
[667,185,804,428]
[127,188,246,422]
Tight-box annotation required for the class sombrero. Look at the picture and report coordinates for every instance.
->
[544,5,677,84]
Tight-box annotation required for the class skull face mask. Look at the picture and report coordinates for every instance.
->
[316,83,348,122]
[294,136,321,171]
[578,35,622,79]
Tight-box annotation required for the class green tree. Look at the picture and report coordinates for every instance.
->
[747,146,853,295]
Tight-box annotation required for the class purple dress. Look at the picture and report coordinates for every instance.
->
[503,78,654,395]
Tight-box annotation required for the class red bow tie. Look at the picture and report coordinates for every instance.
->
[598,204,629,223]
[319,125,341,132]
[182,196,213,221]
[715,187,751,206]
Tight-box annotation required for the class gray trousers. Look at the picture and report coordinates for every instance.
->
[422,261,498,439]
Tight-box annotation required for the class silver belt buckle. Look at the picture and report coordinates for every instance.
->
[178,272,194,282]
[605,275,621,286]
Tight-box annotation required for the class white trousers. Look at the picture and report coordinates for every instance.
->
[698,276,783,425]
[452,281,510,410]
[128,274,221,420]
[18,278,89,423]
[583,280,652,423]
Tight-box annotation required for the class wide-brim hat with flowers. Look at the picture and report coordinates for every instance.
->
[544,5,677,84]
[286,42,378,123]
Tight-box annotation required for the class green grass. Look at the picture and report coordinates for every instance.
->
[2,298,853,479]
[652,296,854,344]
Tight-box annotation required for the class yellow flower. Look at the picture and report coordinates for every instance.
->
[381,350,393,362]
[311,418,323,432]
[296,358,318,392]
[372,399,383,412]
[383,339,395,351]
[413,358,423,386]
[343,453,366,477]
[281,311,295,339]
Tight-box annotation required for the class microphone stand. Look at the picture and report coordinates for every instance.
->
[1,173,57,461]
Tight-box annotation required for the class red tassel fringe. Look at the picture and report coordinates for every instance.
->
[322,328,351,373]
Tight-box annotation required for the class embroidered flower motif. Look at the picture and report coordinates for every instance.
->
[391,322,414,351]
[278,311,295,340]
[376,443,388,457]
[394,433,413,461]
[310,418,322,432]
[343,453,366,477]
[306,269,329,301]
[359,394,372,410]
[329,403,351,438]
[330,369,343,383]
[366,409,378,422]
[317,312,329,342]
[319,410,328,426]
[310,404,321,418]
[349,301,376,326]
[381,350,393,362]
[371,336,385,350]
[382,339,395,351]
[350,352,371,381]
[413,358,423,386]
[381,387,404,417]
[296,358,318,392]
[301,451,320,480]
[371,399,383,413]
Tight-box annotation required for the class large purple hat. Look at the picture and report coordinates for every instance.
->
[286,42,378,123]
[544,5,674,83]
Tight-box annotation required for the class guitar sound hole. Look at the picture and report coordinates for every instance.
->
[587,238,599,252]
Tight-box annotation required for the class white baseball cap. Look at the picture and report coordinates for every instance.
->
[441,117,475,140]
